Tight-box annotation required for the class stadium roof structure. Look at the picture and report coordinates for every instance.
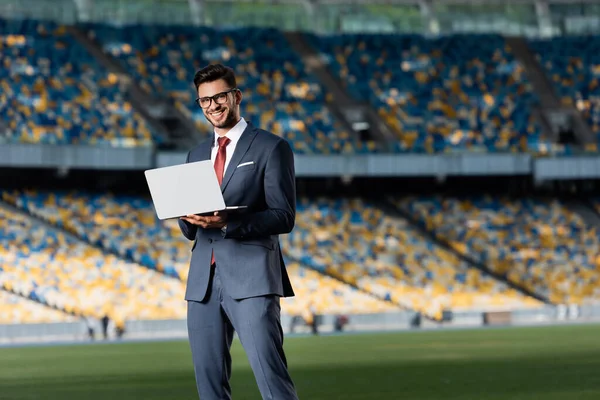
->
[1,0,600,37]
[1,0,600,181]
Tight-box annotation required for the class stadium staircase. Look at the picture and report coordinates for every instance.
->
[565,199,600,230]
[380,199,551,305]
[65,26,202,150]
[0,119,8,140]
[505,36,595,146]
[284,32,396,146]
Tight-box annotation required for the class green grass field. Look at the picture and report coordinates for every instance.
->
[1,324,600,400]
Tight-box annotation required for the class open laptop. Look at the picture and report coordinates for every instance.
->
[144,160,247,220]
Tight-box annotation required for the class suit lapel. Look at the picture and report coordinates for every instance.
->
[221,123,258,192]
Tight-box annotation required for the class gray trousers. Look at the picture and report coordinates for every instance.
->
[187,265,299,400]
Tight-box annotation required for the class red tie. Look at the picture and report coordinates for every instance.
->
[214,136,230,185]
[211,136,230,266]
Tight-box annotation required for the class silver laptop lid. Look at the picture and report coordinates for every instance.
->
[144,160,226,220]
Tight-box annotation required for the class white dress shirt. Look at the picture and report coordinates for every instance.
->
[212,117,246,234]
[210,117,247,173]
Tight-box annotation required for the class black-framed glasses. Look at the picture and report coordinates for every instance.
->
[195,88,238,109]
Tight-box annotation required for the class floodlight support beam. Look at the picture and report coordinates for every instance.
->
[188,0,206,26]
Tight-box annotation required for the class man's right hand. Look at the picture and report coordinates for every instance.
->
[180,211,228,229]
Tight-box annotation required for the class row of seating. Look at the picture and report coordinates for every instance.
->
[0,261,393,325]
[280,263,396,316]
[396,196,600,304]
[0,290,75,325]
[0,19,159,147]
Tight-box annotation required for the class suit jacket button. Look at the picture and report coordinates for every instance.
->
[208,238,213,243]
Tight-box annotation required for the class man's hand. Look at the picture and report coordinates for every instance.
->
[180,211,228,229]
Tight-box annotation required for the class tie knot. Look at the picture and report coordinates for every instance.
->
[217,137,231,148]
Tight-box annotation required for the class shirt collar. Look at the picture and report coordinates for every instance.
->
[213,117,247,147]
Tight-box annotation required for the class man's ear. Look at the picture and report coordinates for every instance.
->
[235,89,243,105]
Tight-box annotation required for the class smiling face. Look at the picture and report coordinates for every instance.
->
[197,78,242,136]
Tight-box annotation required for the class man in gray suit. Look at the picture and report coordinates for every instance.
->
[178,63,299,400]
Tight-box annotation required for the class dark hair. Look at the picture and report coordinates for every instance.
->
[193,64,237,91]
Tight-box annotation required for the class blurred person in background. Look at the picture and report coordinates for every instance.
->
[178,64,299,400]
[101,314,109,340]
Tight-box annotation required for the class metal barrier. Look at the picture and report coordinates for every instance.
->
[0,321,86,344]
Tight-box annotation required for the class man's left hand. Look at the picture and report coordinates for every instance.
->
[180,211,228,229]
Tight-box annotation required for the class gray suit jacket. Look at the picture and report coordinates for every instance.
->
[178,122,296,302]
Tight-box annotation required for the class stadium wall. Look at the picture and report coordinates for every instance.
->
[4,145,600,181]
[2,305,598,344]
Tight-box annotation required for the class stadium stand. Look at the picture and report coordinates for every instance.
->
[308,33,541,153]
[1,190,397,320]
[0,204,187,323]
[396,196,600,304]
[5,189,546,318]
[0,18,158,147]
[0,19,554,154]
[283,197,542,318]
[4,190,542,319]
[529,37,600,144]
[0,290,75,324]
[83,23,369,154]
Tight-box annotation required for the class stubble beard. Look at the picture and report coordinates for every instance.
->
[206,107,238,130]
